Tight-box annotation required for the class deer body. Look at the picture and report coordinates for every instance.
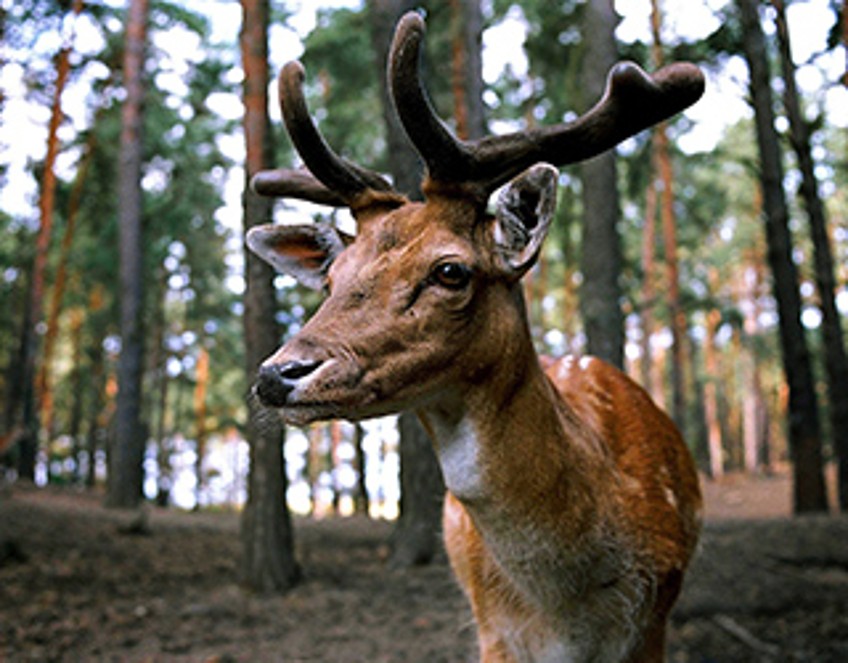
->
[246,12,704,662]
[435,352,700,662]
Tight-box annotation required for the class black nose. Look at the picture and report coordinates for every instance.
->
[255,361,323,407]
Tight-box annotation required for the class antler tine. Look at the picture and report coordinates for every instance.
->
[251,61,394,206]
[251,167,349,206]
[388,13,476,187]
[389,12,705,198]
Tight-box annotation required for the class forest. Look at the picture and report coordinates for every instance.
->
[1,0,847,660]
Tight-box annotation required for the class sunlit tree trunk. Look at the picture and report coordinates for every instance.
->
[578,0,624,369]
[651,0,687,430]
[39,127,96,440]
[108,0,148,508]
[704,269,724,479]
[12,0,85,480]
[773,0,848,510]
[193,346,209,509]
[641,172,659,397]
[239,0,299,592]
[449,0,485,141]
[737,0,827,513]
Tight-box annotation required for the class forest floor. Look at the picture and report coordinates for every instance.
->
[1,469,847,662]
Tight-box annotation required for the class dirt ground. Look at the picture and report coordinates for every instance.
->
[1,472,847,662]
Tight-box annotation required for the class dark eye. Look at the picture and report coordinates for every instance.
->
[432,262,472,290]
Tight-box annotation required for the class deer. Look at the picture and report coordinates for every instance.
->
[247,12,704,663]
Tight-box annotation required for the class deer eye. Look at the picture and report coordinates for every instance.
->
[432,262,472,290]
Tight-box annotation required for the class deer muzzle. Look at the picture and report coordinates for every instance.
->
[255,360,324,408]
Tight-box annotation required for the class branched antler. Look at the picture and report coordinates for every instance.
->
[388,12,704,199]
[251,61,395,207]
[252,11,705,209]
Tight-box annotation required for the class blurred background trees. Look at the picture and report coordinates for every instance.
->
[1,0,847,582]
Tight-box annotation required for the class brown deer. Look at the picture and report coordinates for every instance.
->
[248,12,704,662]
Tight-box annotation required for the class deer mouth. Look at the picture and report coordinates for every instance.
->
[254,357,374,424]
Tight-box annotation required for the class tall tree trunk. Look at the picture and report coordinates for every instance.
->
[368,0,423,197]
[368,0,446,568]
[13,0,85,480]
[772,0,848,510]
[353,423,369,515]
[108,0,148,508]
[449,0,485,141]
[38,126,96,439]
[239,0,299,592]
[640,177,658,395]
[651,0,687,430]
[193,345,209,508]
[704,270,724,479]
[741,260,769,473]
[737,0,827,513]
[578,0,624,369]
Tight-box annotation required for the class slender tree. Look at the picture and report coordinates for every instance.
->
[108,0,149,508]
[772,0,848,510]
[368,0,446,568]
[11,0,85,480]
[736,0,827,513]
[651,0,688,428]
[578,0,624,369]
[239,0,299,592]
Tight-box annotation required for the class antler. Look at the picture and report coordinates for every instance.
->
[251,61,395,207]
[389,12,705,198]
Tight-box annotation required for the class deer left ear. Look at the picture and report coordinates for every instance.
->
[246,222,348,291]
[491,163,558,278]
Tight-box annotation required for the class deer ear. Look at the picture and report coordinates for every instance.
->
[246,222,348,291]
[491,164,558,278]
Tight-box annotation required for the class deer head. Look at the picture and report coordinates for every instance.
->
[247,12,704,426]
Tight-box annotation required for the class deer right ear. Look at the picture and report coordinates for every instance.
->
[246,222,348,291]
[491,164,558,279]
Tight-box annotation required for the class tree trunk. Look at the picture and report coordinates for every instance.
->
[108,0,148,508]
[389,412,445,567]
[772,0,848,511]
[740,260,769,473]
[736,0,827,513]
[239,0,299,592]
[449,0,485,141]
[368,0,447,568]
[578,0,624,369]
[368,0,423,198]
[353,423,369,515]
[12,0,85,480]
[640,177,658,395]
[704,270,724,479]
[651,0,688,430]
[39,127,96,440]
[193,345,209,509]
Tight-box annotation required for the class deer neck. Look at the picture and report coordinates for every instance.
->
[417,333,605,518]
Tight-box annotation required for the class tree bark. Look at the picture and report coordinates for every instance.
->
[737,0,827,513]
[651,0,688,430]
[578,0,624,369]
[108,0,148,508]
[640,177,658,395]
[39,126,96,440]
[772,0,848,510]
[704,270,724,479]
[368,0,447,567]
[11,0,85,480]
[239,0,299,592]
[449,0,485,141]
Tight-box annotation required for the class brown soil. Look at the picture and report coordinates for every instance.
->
[1,472,847,662]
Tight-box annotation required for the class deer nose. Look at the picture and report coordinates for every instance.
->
[255,360,323,407]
